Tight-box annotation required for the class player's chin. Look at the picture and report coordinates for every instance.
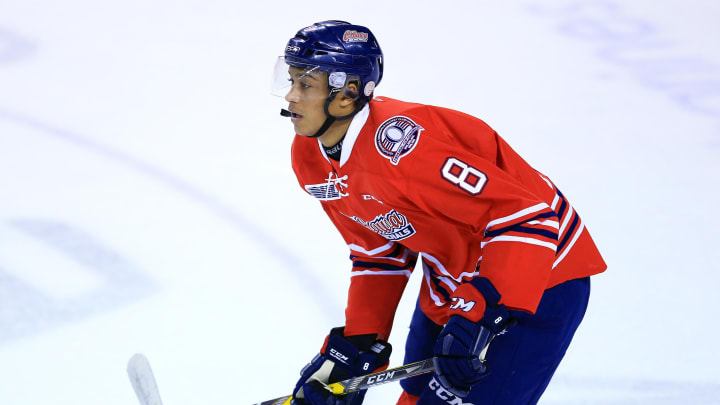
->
[294,124,319,137]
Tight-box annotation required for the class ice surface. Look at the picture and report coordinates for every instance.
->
[1,1,719,404]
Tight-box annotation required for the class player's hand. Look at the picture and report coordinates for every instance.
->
[433,315,494,397]
[291,327,391,405]
[294,380,357,405]
[433,277,513,397]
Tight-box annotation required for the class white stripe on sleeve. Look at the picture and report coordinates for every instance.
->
[538,173,554,190]
[351,269,412,278]
[527,219,560,229]
[551,194,560,210]
[558,205,575,236]
[552,222,585,269]
[348,242,394,256]
[423,268,445,306]
[481,235,557,252]
[422,252,462,283]
[485,203,550,231]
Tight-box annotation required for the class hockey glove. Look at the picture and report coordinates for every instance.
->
[291,327,392,405]
[299,380,356,405]
[433,277,513,397]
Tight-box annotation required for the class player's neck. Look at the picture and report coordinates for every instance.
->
[318,119,353,148]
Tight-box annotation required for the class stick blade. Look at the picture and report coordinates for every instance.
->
[127,353,164,405]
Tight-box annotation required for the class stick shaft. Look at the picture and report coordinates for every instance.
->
[254,358,434,405]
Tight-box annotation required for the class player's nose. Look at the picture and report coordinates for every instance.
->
[285,85,300,103]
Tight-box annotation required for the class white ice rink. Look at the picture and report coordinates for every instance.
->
[1,1,719,404]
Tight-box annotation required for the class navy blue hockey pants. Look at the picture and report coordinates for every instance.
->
[399,277,591,405]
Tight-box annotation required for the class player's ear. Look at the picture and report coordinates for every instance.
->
[342,82,359,103]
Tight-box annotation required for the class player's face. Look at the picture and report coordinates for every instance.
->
[285,66,330,136]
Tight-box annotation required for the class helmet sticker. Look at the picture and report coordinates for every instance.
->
[375,116,423,165]
[329,71,347,88]
[343,30,369,42]
[286,45,300,54]
[364,81,376,97]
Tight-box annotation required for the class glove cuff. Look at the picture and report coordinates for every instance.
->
[448,277,505,324]
[448,283,487,322]
[320,327,392,376]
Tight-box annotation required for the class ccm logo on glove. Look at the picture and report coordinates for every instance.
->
[449,297,475,312]
[328,348,350,364]
[447,282,488,322]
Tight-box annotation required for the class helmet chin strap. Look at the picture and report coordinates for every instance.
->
[308,89,367,138]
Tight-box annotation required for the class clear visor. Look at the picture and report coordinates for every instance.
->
[271,56,347,101]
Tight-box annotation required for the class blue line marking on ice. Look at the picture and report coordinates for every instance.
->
[0,108,336,317]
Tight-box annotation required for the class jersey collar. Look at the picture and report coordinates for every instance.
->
[316,102,370,167]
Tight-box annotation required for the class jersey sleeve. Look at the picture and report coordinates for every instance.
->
[403,120,560,314]
[321,204,417,340]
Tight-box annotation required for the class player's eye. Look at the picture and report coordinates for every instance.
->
[288,78,311,89]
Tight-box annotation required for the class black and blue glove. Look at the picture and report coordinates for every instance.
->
[292,327,391,405]
[433,277,513,397]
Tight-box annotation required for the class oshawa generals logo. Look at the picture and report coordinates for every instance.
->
[343,30,369,42]
[375,116,423,165]
[346,209,416,241]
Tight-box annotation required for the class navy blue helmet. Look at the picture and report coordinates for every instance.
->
[283,20,383,99]
[273,21,384,137]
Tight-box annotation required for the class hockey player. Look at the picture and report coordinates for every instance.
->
[271,21,606,405]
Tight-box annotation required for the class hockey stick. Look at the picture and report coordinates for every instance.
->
[253,358,435,405]
[127,353,164,405]
[126,353,435,405]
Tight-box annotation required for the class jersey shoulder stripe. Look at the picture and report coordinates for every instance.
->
[483,204,560,252]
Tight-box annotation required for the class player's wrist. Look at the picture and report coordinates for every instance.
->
[322,327,377,353]
[448,277,513,333]
[448,277,500,321]
[448,282,488,323]
[320,327,391,375]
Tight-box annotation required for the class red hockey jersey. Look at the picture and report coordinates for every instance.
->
[291,97,606,340]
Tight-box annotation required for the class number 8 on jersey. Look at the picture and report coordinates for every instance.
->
[441,157,488,195]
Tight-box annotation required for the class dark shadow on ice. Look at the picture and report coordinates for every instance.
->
[0,219,156,344]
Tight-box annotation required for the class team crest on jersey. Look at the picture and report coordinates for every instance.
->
[305,172,349,201]
[375,116,423,165]
[345,209,416,241]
